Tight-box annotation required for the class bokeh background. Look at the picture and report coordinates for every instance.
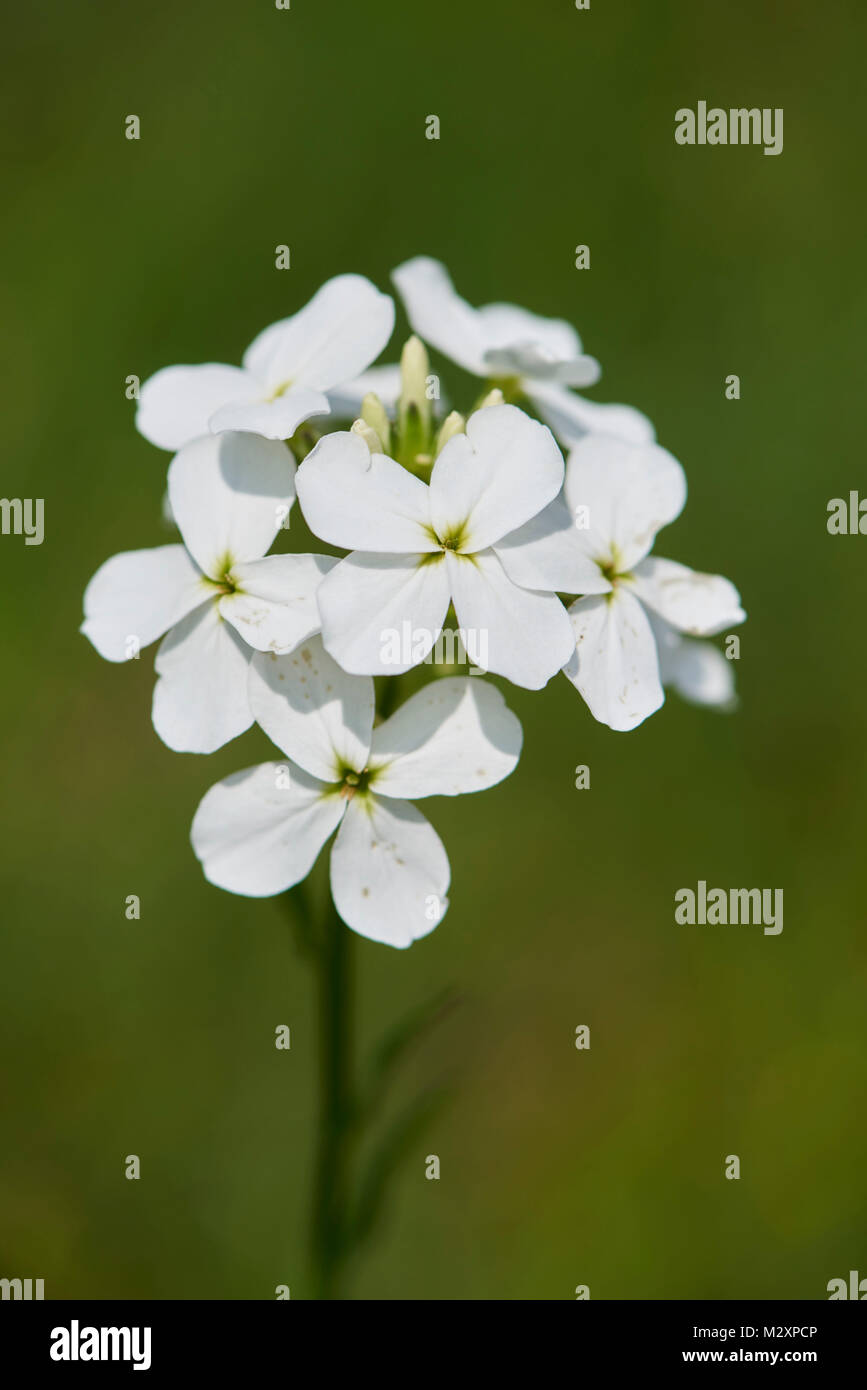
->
[2,0,865,1299]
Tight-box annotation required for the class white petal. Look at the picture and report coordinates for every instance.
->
[563,435,687,571]
[651,615,737,708]
[563,589,663,731]
[670,640,736,707]
[392,258,602,389]
[219,552,337,653]
[209,388,330,441]
[296,431,435,552]
[628,556,746,636]
[484,343,600,387]
[494,498,612,595]
[392,256,489,375]
[330,794,449,947]
[528,379,656,447]
[326,364,402,418]
[136,364,257,451]
[241,274,394,393]
[429,404,564,551]
[370,677,522,798]
[248,636,374,782]
[192,761,344,898]
[81,544,209,661]
[475,301,585,359]
[445,549,575,690]
[168,432,296,580]
[475,305,599,385]
[152,602,252,753]
[317,553,451,675]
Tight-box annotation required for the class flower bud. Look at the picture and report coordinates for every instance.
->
[435,410,465,455]
[361,392,391,454]
[398,335,432,436]
[351,417,384,454]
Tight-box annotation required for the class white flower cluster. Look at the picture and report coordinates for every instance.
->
[82,258,745,947]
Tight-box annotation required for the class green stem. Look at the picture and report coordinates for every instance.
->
[311,897,354,1299]
[283,674,436,1298]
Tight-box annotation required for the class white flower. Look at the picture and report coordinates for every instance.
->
[498,434,745,729]
[81,432,335,753]
[295,403,577,689]
[392,256,653,448]
[136,275,394,450]
[650,614,737,711]
[191,638,523,947]
[564,437,744,729]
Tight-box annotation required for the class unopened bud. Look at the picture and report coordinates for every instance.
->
[361,392,391,454]
[399,335,432,435]
[351,417,383,453]
[435,410,466,455]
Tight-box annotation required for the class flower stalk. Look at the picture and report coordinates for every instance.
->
[311,894,354,1300]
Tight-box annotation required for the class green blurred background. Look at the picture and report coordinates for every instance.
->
[2,0,865,1299]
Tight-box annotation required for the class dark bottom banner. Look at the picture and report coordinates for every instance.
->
[1,1299,863,1374]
